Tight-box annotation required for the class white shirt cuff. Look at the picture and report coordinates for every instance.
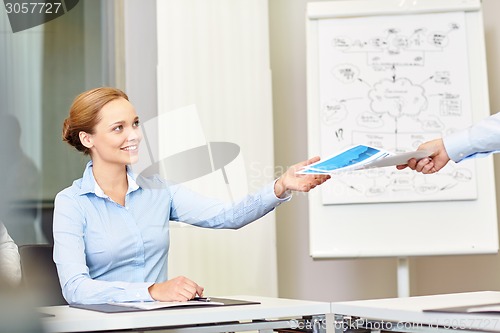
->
[443,129,473,162]
[271,179,292,202]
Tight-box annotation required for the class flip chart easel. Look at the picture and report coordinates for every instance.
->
[306,0,498,297]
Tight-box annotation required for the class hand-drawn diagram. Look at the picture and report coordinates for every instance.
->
[317,12,477,204]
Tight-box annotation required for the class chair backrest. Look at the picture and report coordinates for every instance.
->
[19,244,67,306]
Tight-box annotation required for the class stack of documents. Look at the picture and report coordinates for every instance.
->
[424,302,500,314]
[111,298,223,310]
[70,297,260,313]
[297,144,431,174]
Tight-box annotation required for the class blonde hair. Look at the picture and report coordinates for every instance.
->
[62,87,129,155]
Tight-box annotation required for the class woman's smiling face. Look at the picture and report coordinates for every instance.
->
[85,97,142,166]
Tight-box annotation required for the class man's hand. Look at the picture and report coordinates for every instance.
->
[396,139,450,174]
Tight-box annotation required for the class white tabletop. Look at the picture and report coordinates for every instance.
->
[40,295,331,333]
[331,291,500,332]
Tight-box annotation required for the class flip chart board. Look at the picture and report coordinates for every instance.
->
[306,0,498,258]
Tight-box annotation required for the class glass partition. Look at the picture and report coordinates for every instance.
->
[0,1,114,244]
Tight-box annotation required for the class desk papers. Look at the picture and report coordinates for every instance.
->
[424,302,500,315]
[70,297,260,313]
[111,299,224,310]
[297,144,431,174]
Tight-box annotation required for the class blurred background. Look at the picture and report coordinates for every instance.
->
[1,0,500,309]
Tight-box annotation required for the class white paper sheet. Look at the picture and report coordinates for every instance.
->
[298,145,431,174]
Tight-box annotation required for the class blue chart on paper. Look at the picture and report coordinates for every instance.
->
[308,145,381,172]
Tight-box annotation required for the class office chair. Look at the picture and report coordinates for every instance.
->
[19,244,67,306]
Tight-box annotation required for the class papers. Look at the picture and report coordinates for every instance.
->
[110,299,224,310]
[298,145,432,174]
[70,297,261,313]
[424,302,500,314]
[466,304,500,313]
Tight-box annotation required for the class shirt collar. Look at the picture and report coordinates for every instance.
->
[78,160,140,196]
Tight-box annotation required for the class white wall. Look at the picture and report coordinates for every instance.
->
[155,0,278,297]
[123,0,157,122]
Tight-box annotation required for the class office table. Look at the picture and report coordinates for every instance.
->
[40,295,331,333]
[331,291,500,333]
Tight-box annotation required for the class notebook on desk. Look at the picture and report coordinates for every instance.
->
[70,297,260,313]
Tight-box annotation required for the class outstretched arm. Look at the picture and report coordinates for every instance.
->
[398,112,500,174]
[170,156,332,230]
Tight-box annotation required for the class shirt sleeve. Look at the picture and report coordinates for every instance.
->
[169,180,291,229]
[53,192,154,305]
[443,112,500,162]
[0,222,21,285]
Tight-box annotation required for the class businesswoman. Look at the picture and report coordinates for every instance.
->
[53,87,330,304]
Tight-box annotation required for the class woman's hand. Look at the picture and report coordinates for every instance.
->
[274,156,331,198]
[148,276,204,302]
